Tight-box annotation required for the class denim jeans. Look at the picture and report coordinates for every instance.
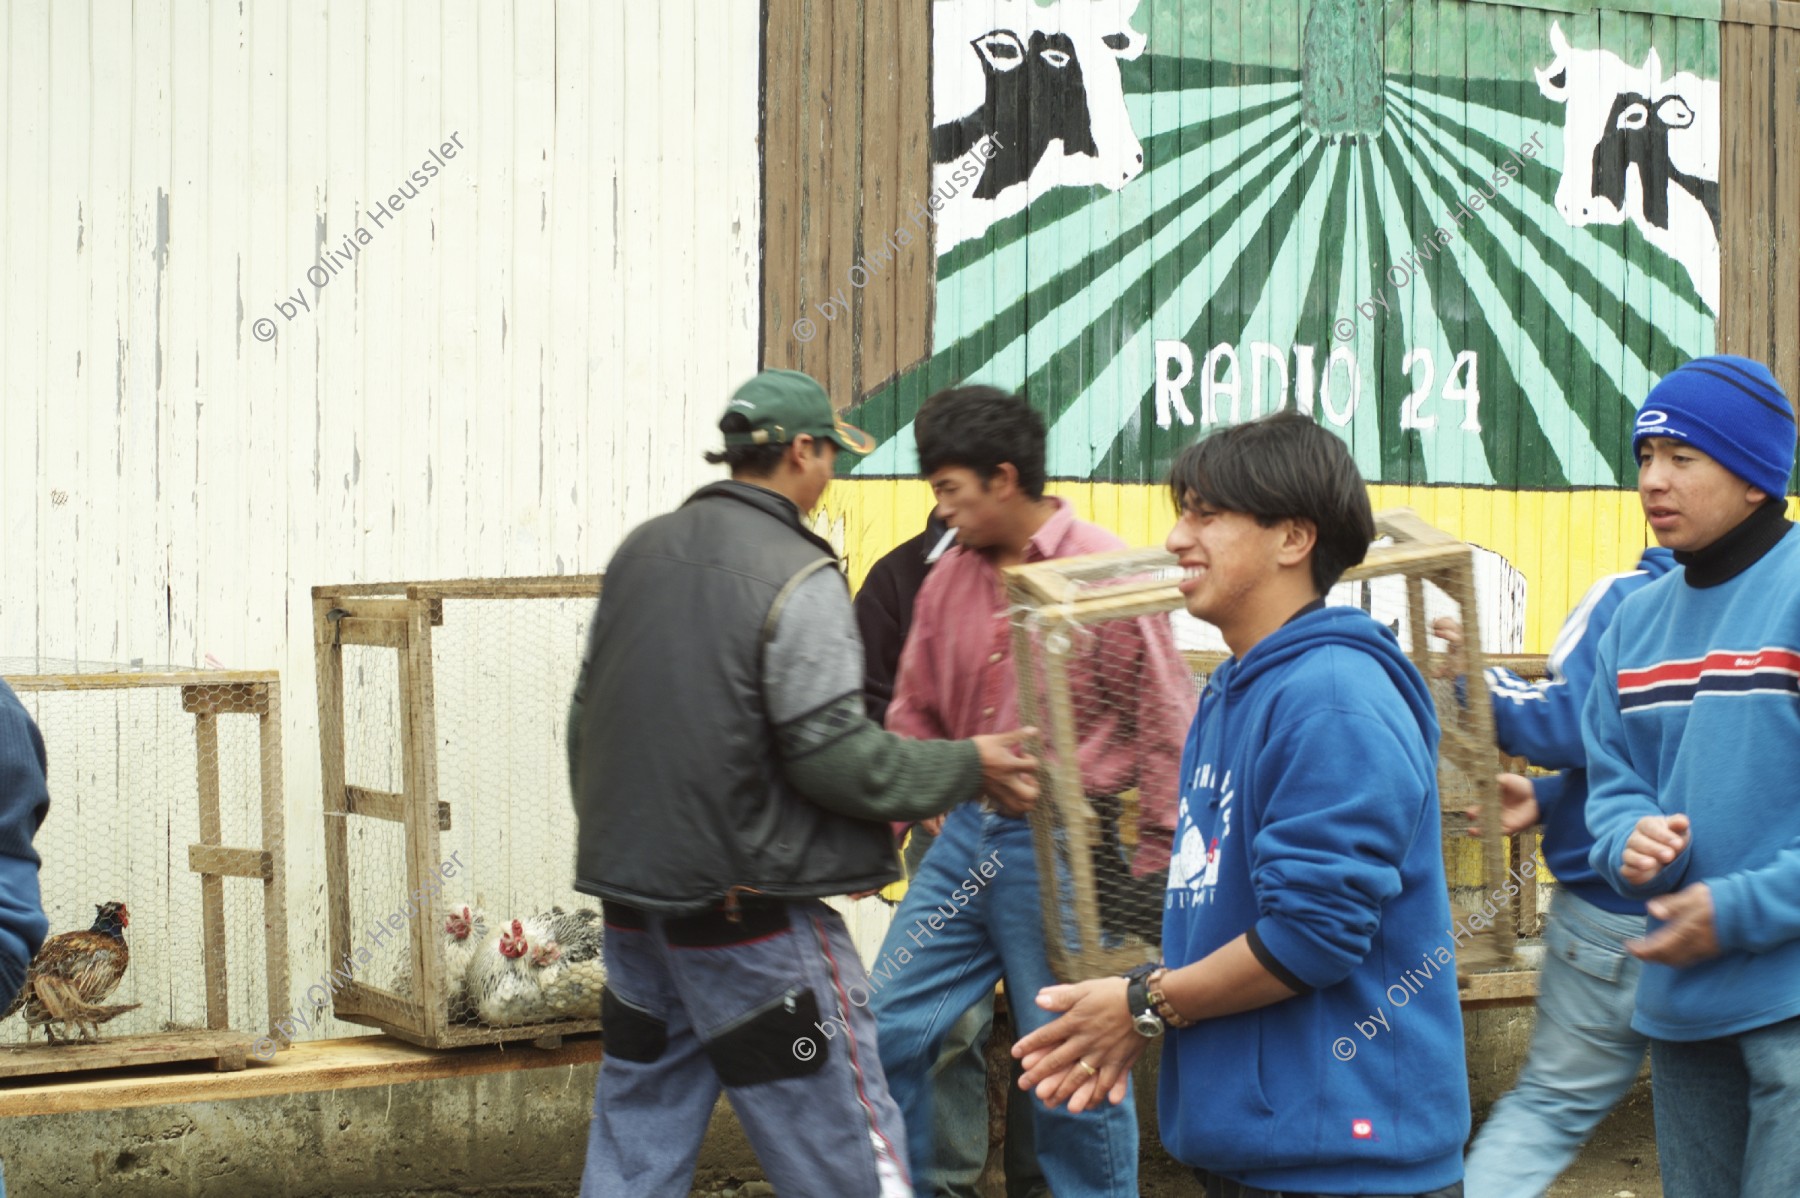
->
[1649,1015,1800,1197]
[1463,889,1648,1198]
[581,898,910,1198]
[918,990,1050,1198]
[871,804,1138,1198]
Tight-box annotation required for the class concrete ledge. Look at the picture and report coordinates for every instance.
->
[0,1033,603,1119]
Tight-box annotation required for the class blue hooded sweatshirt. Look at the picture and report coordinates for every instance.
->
[1482,546,1676,915]
[1160,605,1469,1194]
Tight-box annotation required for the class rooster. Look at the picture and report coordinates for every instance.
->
[467,918,548,1026]
[2,901,139,1043]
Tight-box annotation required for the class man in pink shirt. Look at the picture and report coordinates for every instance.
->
[869,387,1196,1197]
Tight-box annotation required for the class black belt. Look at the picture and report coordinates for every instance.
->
[601,896,792,947]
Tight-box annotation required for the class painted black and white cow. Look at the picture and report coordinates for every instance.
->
[1592,92,1720,237]
[1536,21,1719,311]
[929,0,1147,251]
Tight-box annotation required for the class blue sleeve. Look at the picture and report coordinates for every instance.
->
[1482,575,1623,769]
[1710,840,1800,954]
[1246,708,1434,990]
[1583,622,1690,898]
[0,683,50,1010]
[1531,771,1568,824]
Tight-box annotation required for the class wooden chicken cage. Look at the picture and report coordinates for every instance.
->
[1005,508,1533,994]
[311,577,606,1050]
[0,667,287,1078]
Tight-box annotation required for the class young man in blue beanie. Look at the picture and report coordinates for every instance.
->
[1013,412,1468,1198]
[1583,353,1800,1196]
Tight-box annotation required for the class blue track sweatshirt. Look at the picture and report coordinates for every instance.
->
[0,680,50,1011]
[1585,524,1800,1041]
[1160,605,1468,1194]
[1483,547,1675,916]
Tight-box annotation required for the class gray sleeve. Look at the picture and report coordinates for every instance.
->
[764,565,865,729]
[763,564,982,820]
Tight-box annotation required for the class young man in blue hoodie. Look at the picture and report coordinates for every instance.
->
[1014,412,1469,1198]
[1448,543,1674,1198]
[1583,353,1800,1197]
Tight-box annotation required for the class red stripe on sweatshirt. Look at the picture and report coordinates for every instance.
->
[1618,648,1800,692]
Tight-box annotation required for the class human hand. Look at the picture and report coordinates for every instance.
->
[1622,813,1691,887]
[1631,882,1720,966]
[1431,617,1464,678]
[1467,773,1541,838]
[918,814,947,837]
[1011,977,1147,1113]
[972,727,1040,817]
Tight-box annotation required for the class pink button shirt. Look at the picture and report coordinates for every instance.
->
[886,498,1197,874]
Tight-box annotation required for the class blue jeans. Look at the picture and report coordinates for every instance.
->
[582,899,911,1198]
[1650,1016,1800,1197]
[870,805,1138,1198]
[901,827,1047,1198]
[1463,889,1648,1198]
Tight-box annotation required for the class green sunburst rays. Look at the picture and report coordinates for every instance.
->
[845,55,1713,489]
[1375,77,1710,489]
[848,68,1305,477]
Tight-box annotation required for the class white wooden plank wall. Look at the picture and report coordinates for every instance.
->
[0,0,913,1044]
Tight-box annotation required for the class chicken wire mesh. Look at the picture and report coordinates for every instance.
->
[312,578,605,1050]
[0,663,286,1065]
[1006,509,1520,986]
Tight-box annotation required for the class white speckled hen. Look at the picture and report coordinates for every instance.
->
[527,906,606,1020]
[468,918,550,1026]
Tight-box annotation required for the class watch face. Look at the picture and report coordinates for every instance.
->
[1133,1011,1164,1038]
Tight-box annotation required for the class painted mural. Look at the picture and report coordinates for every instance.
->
[817,0,1727,652]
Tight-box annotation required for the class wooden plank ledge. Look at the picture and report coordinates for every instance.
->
[1458,968,1541,1010]
[0,1032,603,1119]
[0,1031,255,1084]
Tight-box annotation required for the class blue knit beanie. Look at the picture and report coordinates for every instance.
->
[1633,355,1796,496]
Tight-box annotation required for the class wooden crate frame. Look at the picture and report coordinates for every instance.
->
[1004,508,1518,986]
[0,669,286,1075]
[311,577,602,1050]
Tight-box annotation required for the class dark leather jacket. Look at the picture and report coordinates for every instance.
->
[568,481,909,912]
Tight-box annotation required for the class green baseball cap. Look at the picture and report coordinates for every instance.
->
[720,369,876,455]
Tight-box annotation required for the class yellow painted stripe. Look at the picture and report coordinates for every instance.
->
[820,479,1800,654]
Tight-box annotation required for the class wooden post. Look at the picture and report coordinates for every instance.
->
[194,712,230,1030]
[399,599,444,1038]
[1009,607,1072,982]
[1039,613,1104,976]
[314,596,356,1032]
[259,683,290,1039]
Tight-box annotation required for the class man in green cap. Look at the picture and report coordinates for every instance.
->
[568,369,1043,1198]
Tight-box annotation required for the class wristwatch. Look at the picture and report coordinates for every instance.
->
[1123,963,1164,1039]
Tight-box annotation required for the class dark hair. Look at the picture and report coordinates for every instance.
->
[1168,412,1375,595]
[703,413,822,476]
[914,386,1048,500]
